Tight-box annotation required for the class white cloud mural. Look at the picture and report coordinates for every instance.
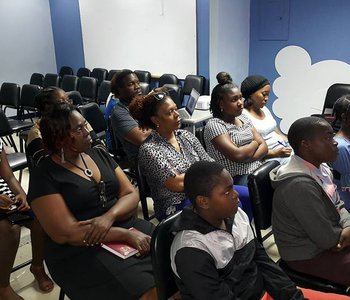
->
[272,45,350,133]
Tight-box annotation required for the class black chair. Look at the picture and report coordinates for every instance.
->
[77,102,106,140]
[140,82,150,95]
[59,66,74,78]
[77,67,91,78]
[78,77,97,103]
[151,211,181,300]
[91,68,108,86]
[43,73,60,88]
[29,73,44,86]
[97,80,111,105]
[0,109,28,182]
[0,82,21,114]
[158,73,178,87]
[181,75,205,104]
[247,160,280,244]
[195,127,206,150]
[163,84,182,108]
[61,75,79,92]
[135,162,155,221]
[107,69,122,81]
[0,83,33,132]
[20,84,42,121]
[247,160,350,296]
[322,83,350,115]
[134,70,151,84]
[66,91,83,105]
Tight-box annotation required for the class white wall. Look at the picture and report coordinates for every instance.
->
[79,0,197,79]
[209,0,250,91]
[0,0,57,86]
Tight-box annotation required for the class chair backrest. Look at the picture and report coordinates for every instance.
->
[43,73,60,88]
[182,75,205,95]
[77,67,91,78]
[163,84,182,108]
[247,160,280,244]
[134,70,151,84]
[139,82,150,95]
[78,76,97,102]
[61,75,79,92]
[158,73,178,87]
[135,162,154,221]
[77,102,106,134]
[151,211,181,300]
[20,84,42,108]
[107,69,122,81]
[66,91,84,105]
[91,68,108,86]
[0,82,20,108]
[59,66,74,78]
[29,73,44,86]
[0,109,14,136]
[322,83,350,115]
[97,80,111,105]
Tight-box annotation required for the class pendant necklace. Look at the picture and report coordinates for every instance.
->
[65,154,93,178]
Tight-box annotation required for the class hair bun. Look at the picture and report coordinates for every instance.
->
[216,72,232,85]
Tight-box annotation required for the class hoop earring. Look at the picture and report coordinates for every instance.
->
[61,148,66,163]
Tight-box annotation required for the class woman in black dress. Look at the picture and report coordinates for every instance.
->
[28,103,156,300]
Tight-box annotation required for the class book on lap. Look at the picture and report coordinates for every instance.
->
[101,227,140,259]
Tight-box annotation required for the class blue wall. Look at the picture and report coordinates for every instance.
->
[49,0,85,73]
[249,0,350,111]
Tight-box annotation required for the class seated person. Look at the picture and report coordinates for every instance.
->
[241,74,292,164]
[204,72,268,186]
[28,103,156,300]
[110,70,151,169]
[270,116,350,286]
[331,95,350,210]
[129,91,213,221]
[26,87,103,167]
[170,161,347,300]
[0,140,53,300]
[104,72,120,151]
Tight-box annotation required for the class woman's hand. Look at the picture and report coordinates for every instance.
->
[125,229,151,256]
[0,194,16,210]
[79,214,115,245]
[335,227,350,251]
[14,194,30,211]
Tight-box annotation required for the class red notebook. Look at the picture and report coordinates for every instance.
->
[101,227,140,259]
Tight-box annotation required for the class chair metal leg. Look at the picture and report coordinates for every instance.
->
[59,288,66,300]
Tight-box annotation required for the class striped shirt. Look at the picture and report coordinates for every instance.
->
[0,141,15,199]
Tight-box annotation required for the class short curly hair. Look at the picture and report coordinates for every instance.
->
[39,102,76,154]
[332,94,350,127]
[110,69,133,96]
[210,72,239,118]
[129,92,170,130]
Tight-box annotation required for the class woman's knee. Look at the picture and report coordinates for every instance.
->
[0,219,20,246]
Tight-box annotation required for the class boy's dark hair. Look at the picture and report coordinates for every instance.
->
[110,69,134,96]
[288,116,330,155]
[184,161,225,207]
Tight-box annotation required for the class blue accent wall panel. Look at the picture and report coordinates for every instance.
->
[49,0,85,73]
[197,0,210,93]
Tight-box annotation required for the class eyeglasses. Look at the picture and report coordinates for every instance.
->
[154,92,168,101]
[99,181,107,208]
[70,121,89,135]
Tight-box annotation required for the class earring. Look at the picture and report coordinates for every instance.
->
[156,124,160,128]
[61,148,66,163]
[220,108,223,112]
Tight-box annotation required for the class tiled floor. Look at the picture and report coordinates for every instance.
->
[6,141,280,300]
